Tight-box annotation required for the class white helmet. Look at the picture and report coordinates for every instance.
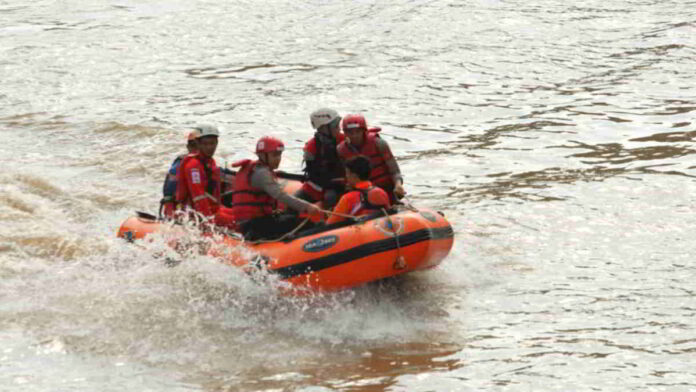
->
[310,108,340,130]
[193,124,219,138]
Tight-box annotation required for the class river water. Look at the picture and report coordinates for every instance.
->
[1,1,695,391]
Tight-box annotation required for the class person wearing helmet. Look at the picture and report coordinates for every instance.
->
[230,136,323,240]
[160,129,200,219]
[326,155,391,225]
[337,114,406,202]
[175,125,236,229]
[294,108,345,209]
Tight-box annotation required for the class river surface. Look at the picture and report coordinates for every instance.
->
[1,1,695,391]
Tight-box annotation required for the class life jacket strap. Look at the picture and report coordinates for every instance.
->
[306,181,322,191]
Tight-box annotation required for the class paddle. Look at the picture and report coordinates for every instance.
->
[136,211,159,221]
[220,167,305,182]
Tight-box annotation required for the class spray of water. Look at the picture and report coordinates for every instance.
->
[1,213,454,377]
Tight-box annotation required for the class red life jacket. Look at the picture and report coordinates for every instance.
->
[300,132,346,201]
[337,131,393,190]
[305,132,345,164]
[229,159,277,222]
[174,153,221,214]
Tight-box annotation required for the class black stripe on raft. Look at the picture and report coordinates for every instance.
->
[272,225,454,279]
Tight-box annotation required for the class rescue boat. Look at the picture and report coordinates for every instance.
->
[119,171,454,292]
[118,206,453,292]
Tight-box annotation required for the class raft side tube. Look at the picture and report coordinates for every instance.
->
[116,206,454,292]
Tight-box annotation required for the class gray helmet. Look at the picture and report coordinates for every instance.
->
[193,124,219,138]
[310,108,340,130]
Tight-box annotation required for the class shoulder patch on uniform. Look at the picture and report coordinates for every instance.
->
[191,168,201,184]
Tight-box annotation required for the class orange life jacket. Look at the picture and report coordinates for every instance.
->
[229,159,277,222]
[326,180,391,225]
[350,182,391,216]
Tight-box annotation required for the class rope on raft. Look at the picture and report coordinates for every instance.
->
[246,207,359,244]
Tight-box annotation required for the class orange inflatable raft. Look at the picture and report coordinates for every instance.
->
[118,171,454,292]
[118,206,453,292]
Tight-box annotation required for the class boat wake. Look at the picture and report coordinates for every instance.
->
[1,219,451,375]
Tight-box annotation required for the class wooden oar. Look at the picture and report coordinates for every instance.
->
[136,211,159,221]
[220,167,306,182]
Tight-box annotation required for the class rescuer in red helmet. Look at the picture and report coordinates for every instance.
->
[338,114,406,202]
[230,136,323,240]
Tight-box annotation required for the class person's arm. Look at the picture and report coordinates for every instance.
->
[326,194,354,225]
[213,206,237,228]
[250,166,315,213]
[375,138,405,192]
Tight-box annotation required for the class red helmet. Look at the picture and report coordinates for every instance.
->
[256,136,285,153]
[342,114,367,133]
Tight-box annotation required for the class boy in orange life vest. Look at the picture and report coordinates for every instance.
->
[231,136,322,240]
[337,114,406,202]
[294,108,345,208]
[326,155,391,225]
[175,125,236,229]
[160,129,199,219]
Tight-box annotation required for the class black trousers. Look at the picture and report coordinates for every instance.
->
[239,214,310,241]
